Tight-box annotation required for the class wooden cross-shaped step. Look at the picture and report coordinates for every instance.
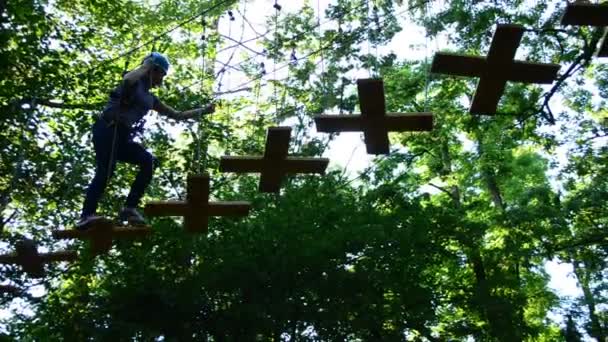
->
[220,127,329,192]
[0,239,77,277]
[561,2,608,27]
[561,3,608,58]
[53,219,152,256]
[0,285,20,295]
[600,30,608,58]
[314,78,433,155]
[145,174,251,233]
[431,24,561,114]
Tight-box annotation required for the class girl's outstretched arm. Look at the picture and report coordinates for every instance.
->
[154,100,215,120]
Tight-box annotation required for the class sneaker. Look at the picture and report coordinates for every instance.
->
[118,207,146,226]
[76,215,104,230]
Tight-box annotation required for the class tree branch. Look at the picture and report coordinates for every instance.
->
[548,234,608,253]
[37,99,102,110]
[538,28,605,124]
[428,183,457,200]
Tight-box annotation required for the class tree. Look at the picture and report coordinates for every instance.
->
[1,0,606,341]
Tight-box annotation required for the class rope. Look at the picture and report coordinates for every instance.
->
[423,1,431,112]
[79,0,233,79]
[216,3,412,100]
[177,0,372,94]
[317,0,329,113]
[166,1,422,123]
[373,3,380,78]
[273,0,281,119]
[196,16,208,174]
[106,123,119,186]
[366,0,372,78]
[317,0,326,77]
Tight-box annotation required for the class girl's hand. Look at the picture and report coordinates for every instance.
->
[200,103,215,115]
[180,104,215,120]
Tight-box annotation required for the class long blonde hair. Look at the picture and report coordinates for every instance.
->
[123,62,152,83]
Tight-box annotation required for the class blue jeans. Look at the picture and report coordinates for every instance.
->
[80,119,155,217]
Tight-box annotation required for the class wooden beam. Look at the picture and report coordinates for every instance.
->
[314,79,434,154]
[430,24,560,114]
[220,127,329,192]
[207,202,251,216]
[598,29,608,58]
[144,201,189,216]
[314,116,365,132]
[385,113,434,131]
[144,174,251,233]
[264,127,291,159]
[0,240,77,277]
[430,54,486,77]
[357,79,390,154]
[509,61,562,83]
[0,285,19,294]
[52,219,151,255]
[561,3,608,27]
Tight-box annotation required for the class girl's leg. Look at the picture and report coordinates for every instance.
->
[117,141,156,209]
[80,121,119,218]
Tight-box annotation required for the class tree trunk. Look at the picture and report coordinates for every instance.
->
[0,0,6,23]
[440,140,461,205]
[472,132,525,341]
[571,256,607,342]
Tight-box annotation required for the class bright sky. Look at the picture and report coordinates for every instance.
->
[1,0,593,336]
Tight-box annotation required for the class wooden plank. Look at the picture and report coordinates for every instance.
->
[469,24,523,115]
[432,24,559,115]
[561,3,608,27]
[259,173,284,193]
[0,285,19,294]
[15,240,44,277]
[145,174,250,232]
[470,77,508,115]
[357,78,386,115]
[0,241,77,277]
[187,174,209,205]
[221,127,327,191]
[259,170,284,193]
[144,201,188,216]
[53,219,150,255]
[208,202,251,216]
[188,175,209,232]
[40,251,78,263]
[53,230,82,239]
[598,29,608,58]
[111,227,152,238]
[282,158,329,173]
[259,127,291,192]
[430,53,486,77]
[0,255,17,264]
[509,61,561,83]
[86,220,116,255]
[185,212,207,233]
[264,127,291,159]
[385,113,434,131]
[363,138,388,154]
[219,157,266,172]
[432,42,559,85]
[358,78,390,155]
[487,24,524,63]
[314,115,364,132]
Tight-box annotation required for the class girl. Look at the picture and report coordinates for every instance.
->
[78,52,214,229]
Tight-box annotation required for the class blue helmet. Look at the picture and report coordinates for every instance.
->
[143,52,170,74]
